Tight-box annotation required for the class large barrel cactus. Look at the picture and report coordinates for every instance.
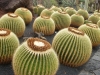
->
[0,13,26,37]
[0,28,19,64]
[78,23,100,47]
[33,15,55,35]
[14,7,33,24]
[77,9,89,20]
[52,27,92,67]
[40,9,55,17]
[51,11,71,30]
[13,38,59,75]
[70,14,84,27]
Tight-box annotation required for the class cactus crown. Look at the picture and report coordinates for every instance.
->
[86,23,99,28]
[68,27,84,35]
[58,11,67,14]
[8,13,18,18]
[27,38,51,51]
[21,7,28,11]
[0,28,10,36]
[41,15,50,19]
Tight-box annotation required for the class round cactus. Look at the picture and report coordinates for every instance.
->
[33,15,55,35]
[70,14,84,27]
[51,11,71,30]
[37,5,45,16]
[0,28,19,64]
[50,6,62,12]
[14,7,33,24]
[78,23,100,47]
[0,13,26,37]
[13,38,59,75]
[97,20,100,27]
[52,27,92,67]
[40,9,55,17]
[88,14,100,24]
[65,8,77,16]
[77,9,89,20]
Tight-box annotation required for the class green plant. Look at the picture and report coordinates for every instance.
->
[51,11,71,30]
[0,13,26,38]
[0,28,19,64]
[33,15,55,35]
[14,7,33,24]
[78,23,100,47]
[52,27,92,67]
[71,14,84,27]
[13,38,59,75]
[97,20,100,27]
[62,0,75,7]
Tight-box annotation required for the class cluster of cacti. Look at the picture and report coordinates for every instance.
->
[52,27,92,67]
[97,20,100,27]
[14,7,33,24]
[78,23,100,47]
[51,11,71,30]
[0,13,26,37]
[40,9,55,17]
[33,15,55,35]
[71,14,84,27]
[88,14,100,24]
[13,38,59,75]
[50,6,62,12]
[0,28,19,64]
[65,7,77,16]
[77,9,89,20]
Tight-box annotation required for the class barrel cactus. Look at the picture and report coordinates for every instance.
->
[0,28,19,64]
[37,5,45,16]
[0,13,26,37]
[78,23,100,47]
[40,9,55,17]
[33,15,55,35]
[88,14,100,24]
[14,7,33,24]
[51,11,71,30]
[13,38,59,75]
[52,27,92,67]
[77,9,89,20]
[50,6,62,12]
[70,14,84,27]
[97,20,100,27]
[65,8,77,16]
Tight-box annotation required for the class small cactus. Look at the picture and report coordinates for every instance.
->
[0,28,19,64]
[13,38,59,75]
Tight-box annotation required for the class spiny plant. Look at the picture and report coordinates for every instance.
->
[77,9,89,20]
[13,37,59,75]
[52,27,92,67]
[0,13,26,38]
[88,14,100,24]
[50,6,62,12]
[65,7,77,16]
[70,14,84,27]
[97,20,100,27]
[40,9,55,17]
[0,28,19,64]
[33,15,55,35]
[14,7,33,24]
[51,11,71,30]
[62,0,75,7]
[78,23,100,47]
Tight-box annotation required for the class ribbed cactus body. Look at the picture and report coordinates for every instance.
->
[52,27,92,67]
[0,28,19,64]
[51,11,71,30]
[13,38,59,75]
[65,8,77,16]
[71,14,84,27]
[78,23,100,47]
[88,14,100,24]
[33,16,55,35]
[40,9,55,17]
[77,9,89,20]
[14,7,33,24]
[37,5,45,16]
[0,13,25,37]
[97,20,100,27]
